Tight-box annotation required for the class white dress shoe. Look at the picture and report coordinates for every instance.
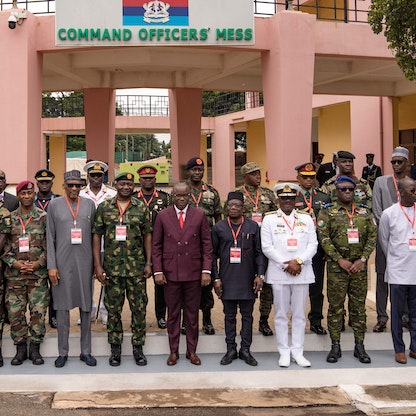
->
[278,354,290,367]
[292,355,311,367]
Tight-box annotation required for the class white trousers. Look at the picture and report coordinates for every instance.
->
[272,283,309,357]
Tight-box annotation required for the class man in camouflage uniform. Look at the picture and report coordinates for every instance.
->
[93,172,153,367]
[34,168,60,330]
[295,162,331,335]
[235,162,278,336]
[0,201,11,367]
[321,150,372,208]
[317,176,376,364]
[1,181,49,366]
[186,157,222,335]
[135,165,170,330]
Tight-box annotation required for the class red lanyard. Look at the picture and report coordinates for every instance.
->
[344,203,355,227]
[116,200,130,225]
[392,175,401,201]
[227,217,244,247]
[37,199,50,211]
[399,202,416,235]
[18,215,33,235]
[243,186,260,211]
[138,189,158,207]
[65,196,80,227]
[302,192,313,213]
[190,185,205,207]
[282,214,296,235]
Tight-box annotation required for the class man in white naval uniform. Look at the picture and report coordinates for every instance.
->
[261,183,317,368]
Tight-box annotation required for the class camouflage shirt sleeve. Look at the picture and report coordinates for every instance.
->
[316,206,343,263]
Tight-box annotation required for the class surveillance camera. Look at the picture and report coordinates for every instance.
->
[8,14,17,29]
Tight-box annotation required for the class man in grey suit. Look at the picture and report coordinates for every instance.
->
[46,170,96,368]
[152,182,213,367]
[0,170,18,212]
[372,146,409,333]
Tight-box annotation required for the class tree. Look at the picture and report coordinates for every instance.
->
[368,0,416,81]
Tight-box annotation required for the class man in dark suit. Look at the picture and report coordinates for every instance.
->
[152,182,213,366]
[361,153,382,189]
[0,170,18,212]
[316,153,337,187]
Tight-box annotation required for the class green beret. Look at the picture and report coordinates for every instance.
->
[115,172,134,182]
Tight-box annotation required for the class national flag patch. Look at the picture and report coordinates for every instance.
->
[123,0,189,26]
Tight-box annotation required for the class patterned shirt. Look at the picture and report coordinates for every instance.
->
[1,206,47,279]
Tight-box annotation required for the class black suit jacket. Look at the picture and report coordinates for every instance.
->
[2,192,18,212]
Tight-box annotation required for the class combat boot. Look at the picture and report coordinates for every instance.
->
[133,345,147,366]
[259,316,273,336]
[326,341,342,363]
[354,341,371,364]
[109,344,121,367]
[11,342,27,366]
[0,347,3,367]
[202,309,215,335]
[29,342,44,365]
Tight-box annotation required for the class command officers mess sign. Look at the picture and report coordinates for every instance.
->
[55,0,254,46]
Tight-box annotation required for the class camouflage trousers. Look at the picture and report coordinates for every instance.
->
[6,276,49,345]
[104,274,148,346]
[327,269,367,342]
[259,283,273,318]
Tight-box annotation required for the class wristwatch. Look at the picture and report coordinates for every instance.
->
[295,258,303,266]
[360,257,367,263]
[257,275,265,281]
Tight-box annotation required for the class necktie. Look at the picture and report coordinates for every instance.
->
[305,191,310,199]
[179,211,184,229]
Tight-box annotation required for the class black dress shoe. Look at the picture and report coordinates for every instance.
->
[133,345,147,366]
[259,320,273,336]
[80,354,97,366]
[49,317,58,329]
[203,323,215,335]
[157,318,167,329]
[354,342,371,364]
[239,349,258,366]
[220,349,237,365]
[180,324,186,335]
[326,342,342,363]
[310,324,327,335]
[373,321,387,333]
[54,355,68,368]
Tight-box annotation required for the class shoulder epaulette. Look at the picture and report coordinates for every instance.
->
[264,210,277,216]
[322,203,333,209]
[359,203,370,209]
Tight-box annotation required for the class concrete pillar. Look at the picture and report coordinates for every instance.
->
[84,88,116,180]
[261,11,316,182]
[49,134,67,194]
[0,11,42,184]
[169,88,203,181]
[211,117,235,199]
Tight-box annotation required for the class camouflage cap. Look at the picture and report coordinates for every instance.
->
[241,162,261,175]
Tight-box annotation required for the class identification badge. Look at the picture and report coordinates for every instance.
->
[71,228,82,245]
[286,238,298,251]
[409,238,416,251]
[312,217,316,227]
[347,228,359,244]
[251,212,262,226]
[230,247,242,263]
[18,236,29,253]
[115,225,127,241]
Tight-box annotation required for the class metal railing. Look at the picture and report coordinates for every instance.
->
[1,0,369,23]
[42,92,264,118]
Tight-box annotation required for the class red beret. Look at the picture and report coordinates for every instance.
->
[16,181,34,194]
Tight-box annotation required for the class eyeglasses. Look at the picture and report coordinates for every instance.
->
[336,187,355,192]
[0,176,5,180]
[300,174,316,179]
[227,203,243,208]
[89,173,104,178]
[66,183,82,188]
[172,193,190,199]
[279,196,296,200]
[391,160,404,165]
